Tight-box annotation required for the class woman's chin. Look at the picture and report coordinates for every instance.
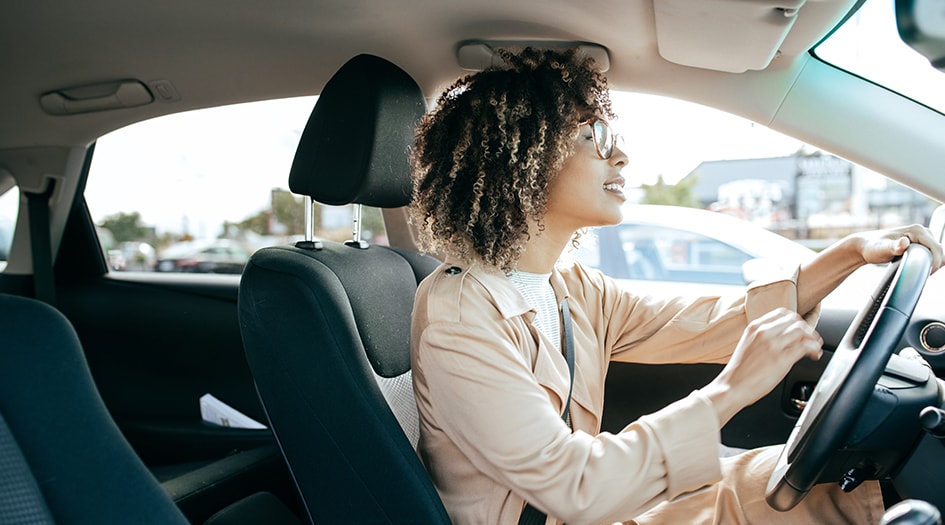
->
[585,215,622,229]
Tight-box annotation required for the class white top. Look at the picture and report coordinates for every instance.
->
[508,270,559,351]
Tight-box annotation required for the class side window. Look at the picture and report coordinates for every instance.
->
[586,224,749,285]
[576,92,940,291]
[0,186,17,270]
[85,97,387,273]
[619,225,750,285]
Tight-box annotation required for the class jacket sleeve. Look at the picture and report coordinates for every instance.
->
[577,264,819,365]
[415,316,724,525]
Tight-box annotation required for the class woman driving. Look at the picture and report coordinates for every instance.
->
[408,47,943,524]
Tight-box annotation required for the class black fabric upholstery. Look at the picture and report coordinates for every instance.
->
[240,243,447,524]
[264,243,420,378]
[288,54,426,207]
[0,414,54,525]
[0,293,189,525]
[388,245,443,287]
[239,53,451,523]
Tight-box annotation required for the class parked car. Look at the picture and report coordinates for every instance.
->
[575,205,813,289]
[574,204,884,309]
[117,241,157,272]
[155,239,249,274]
[2,0,945,523]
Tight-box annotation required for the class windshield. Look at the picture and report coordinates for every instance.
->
[814,0,945,115]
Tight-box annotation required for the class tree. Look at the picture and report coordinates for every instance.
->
[641,174,701,208]
[98,212,151,243]
[225,212,269,236]
[227,188,312,237]
[270,188,308,235]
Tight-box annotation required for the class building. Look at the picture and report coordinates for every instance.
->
[681,152,935,243]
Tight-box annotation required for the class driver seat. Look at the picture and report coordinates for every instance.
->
[238,54,450,523]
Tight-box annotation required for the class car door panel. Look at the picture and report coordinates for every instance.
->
[50,201,299,521]
[601,309,853,450]
[602,361,838,450]
[57,275,271,465]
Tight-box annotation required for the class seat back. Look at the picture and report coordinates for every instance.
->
[238,54,450,524]
[0,293,189,525]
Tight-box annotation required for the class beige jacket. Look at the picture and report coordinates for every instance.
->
[411,260,814,525]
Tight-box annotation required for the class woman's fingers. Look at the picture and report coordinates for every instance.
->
[862,224,944,271]
[703,308,824,425]
[752,308,822,360]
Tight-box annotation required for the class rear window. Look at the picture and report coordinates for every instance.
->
[85,96,388,273]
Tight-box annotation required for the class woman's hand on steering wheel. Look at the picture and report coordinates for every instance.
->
[854,224,944,271]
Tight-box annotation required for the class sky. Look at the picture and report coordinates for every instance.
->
[69,0,945,240]
[85,98,315,239]
[610,93,806,185]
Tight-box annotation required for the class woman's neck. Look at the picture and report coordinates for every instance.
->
[516,224,573,274]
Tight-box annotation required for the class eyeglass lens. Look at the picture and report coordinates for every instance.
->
[593,119,613,159]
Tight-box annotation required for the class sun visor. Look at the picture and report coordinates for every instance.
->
[653,0,807,73]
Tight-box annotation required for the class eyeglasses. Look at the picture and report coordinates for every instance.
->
[579,117,619,160]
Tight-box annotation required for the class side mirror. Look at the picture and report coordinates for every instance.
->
[929,203,945,244]
[741,257,784,285]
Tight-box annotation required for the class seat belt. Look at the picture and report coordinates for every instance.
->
[519,298,576,525]
[25,181,56,306]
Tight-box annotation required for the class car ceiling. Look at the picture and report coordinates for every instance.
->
[5,0,945,220]
[1,0,859,149]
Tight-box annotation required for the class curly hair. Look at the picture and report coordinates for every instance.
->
[410,47,614,271]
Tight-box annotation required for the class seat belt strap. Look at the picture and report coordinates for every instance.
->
[25,182,56,306]
[519,298,576,525]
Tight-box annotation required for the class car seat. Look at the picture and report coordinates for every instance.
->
[238,54,450,524]
[0,292,190,524]
[0,291,304,525]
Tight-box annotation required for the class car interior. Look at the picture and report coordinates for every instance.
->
[3,0,945,523]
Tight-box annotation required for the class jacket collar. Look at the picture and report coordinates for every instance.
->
[456,261,572,320]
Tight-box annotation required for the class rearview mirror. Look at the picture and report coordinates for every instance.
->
[896,0,945,72]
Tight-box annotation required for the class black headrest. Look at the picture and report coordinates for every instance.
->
[288,54,426,208]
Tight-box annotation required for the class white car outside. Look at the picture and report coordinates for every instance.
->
[572,205,880,310]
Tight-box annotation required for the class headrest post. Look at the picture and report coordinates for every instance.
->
[305,196,315,241]
[294,196,323,250]
[345,203,369,249]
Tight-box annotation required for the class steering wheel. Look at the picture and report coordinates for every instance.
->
[765,243,933,511]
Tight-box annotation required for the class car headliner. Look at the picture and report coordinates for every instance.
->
[0,0,890,146]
